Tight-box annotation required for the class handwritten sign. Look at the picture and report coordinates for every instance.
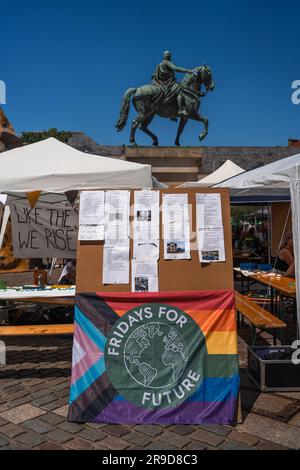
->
[9,200,79,258]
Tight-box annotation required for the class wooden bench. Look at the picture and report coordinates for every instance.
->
[0,324,74,336]
[0,295,75,336]
[235,290,287,345]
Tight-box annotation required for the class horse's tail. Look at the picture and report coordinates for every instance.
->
[115,88,137,131]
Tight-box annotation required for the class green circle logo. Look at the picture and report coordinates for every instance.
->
[105,303,206,409]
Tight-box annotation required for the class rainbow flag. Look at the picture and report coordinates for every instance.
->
[68,290,239,424]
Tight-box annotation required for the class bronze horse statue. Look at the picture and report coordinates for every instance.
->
[116,65,214,146]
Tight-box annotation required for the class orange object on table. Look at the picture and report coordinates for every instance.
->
[33,268,48,287]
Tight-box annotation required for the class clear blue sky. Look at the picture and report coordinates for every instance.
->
[1,0,300,146]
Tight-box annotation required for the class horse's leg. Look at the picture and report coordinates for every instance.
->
[129,100,148,145]
[175,117,188,146]
[129,115,141,146]
[190,113,209,141]
[140,114,158,146]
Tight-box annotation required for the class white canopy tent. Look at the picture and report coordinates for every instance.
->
[216,152,300,335]
[0,137,153,258]
[0,137,153,193]
[178,160,244,188]
[216,153,300,191]
[215,153,300,202]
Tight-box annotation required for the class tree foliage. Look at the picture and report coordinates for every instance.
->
[22,128,72,145]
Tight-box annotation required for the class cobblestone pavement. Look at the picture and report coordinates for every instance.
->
[0,332,299,451]
[0,270,299,450]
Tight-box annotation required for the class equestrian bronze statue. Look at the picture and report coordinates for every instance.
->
[116,51,214,146]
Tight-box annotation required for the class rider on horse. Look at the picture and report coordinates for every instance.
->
[115,54,214,145]
[152,51,193,116]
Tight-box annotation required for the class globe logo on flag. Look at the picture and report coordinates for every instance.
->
[124,322,188,388]
[105,304,206,409]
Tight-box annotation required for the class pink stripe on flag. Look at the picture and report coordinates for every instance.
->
[71,323,103,385]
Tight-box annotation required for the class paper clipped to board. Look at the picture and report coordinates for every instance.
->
[79,191,105,240]
[196,193,225,263]
[162,193,191,260]
[103,191,131,284]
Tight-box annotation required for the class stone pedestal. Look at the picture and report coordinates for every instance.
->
[125,146,203,185]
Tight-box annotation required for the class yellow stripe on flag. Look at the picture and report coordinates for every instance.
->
[204,331,238,354]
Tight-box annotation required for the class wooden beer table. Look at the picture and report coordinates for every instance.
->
[236,270,296,317]
[248,273,295,318]
[6,296,75,306]
[249,273,296,298]
[0,286,75,336]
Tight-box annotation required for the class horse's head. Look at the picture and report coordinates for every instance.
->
[194,65,215,93]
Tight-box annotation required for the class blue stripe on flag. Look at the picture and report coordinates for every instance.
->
[189,374,240,402]
[69,356,106,403]
[112,375,240,404]
[75,305,106,351]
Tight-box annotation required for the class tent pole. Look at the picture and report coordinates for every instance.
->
[0,206,10,249]
[268,203,271,264]
[290,171,300,340]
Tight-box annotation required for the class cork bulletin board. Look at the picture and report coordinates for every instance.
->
[76,188,234,293]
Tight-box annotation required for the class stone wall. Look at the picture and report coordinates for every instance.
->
[67,132,124,157]
[3,127,299,185]
[66,134,300,172]
[199,146,299,173]
[65,133,300,185]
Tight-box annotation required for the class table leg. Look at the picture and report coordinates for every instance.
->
[275,291,278,315]
[278,295,286,344]
[270,286,274,315]
[251,326,257,347]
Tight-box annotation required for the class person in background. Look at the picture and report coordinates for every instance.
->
[239,226,263,255]
[286,261,295,278]
[274,231,294,273]
[233,225,243,250]
[58,259,76,285]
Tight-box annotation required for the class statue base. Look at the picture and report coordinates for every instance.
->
[124,146,205,186]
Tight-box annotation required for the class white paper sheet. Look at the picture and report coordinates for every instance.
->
[196,193,225,263]
[0,194,7,206]
[78,224,104,241]
[133,190,160,260]
[133,240,160,261]
[104,190,130,240]
[102,191,131,284]
[196,193,222,228]
[103,239,130,284]
[162,193,191,260]
[133,190,160,240]
[79,191,105,225]
[131,259,158,292]
[198,228,225,263]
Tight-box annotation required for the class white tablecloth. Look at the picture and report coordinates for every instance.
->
[0,287,75,300]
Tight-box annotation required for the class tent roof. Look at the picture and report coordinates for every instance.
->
[178,160,244,188]
[216,152,300,190]
[0,137,152,193]
[214,153,300,203]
